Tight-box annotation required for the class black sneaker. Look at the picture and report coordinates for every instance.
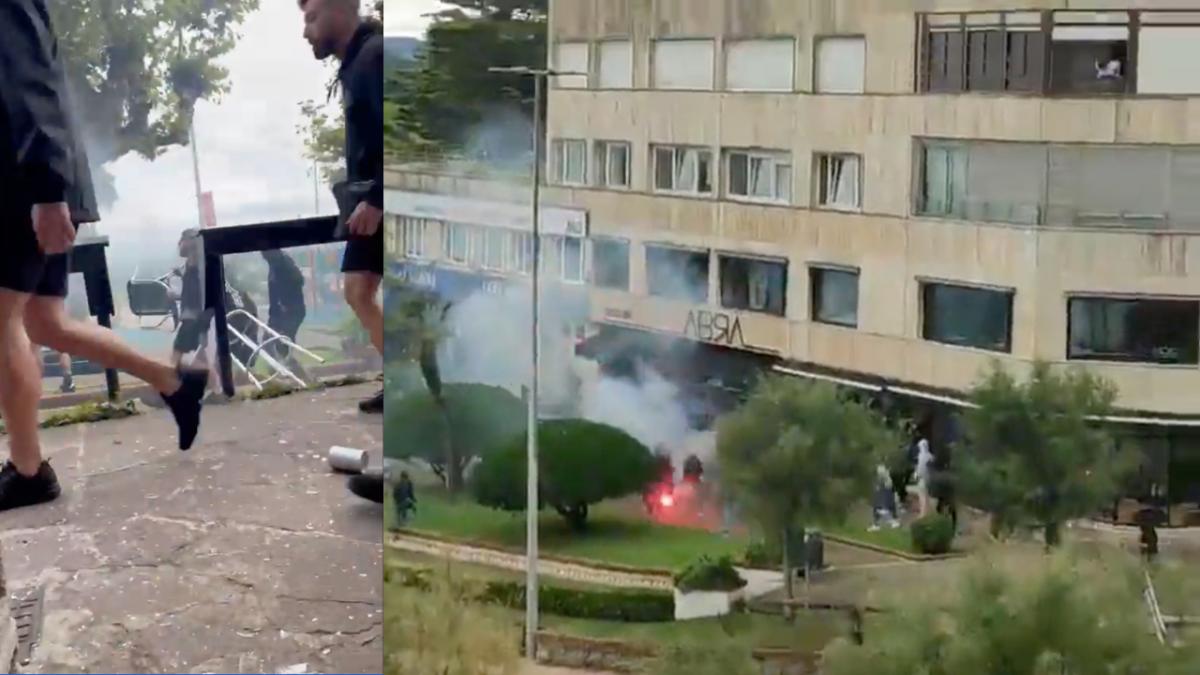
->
[161,368,208,451]
[0,461,61,512]
[358,389,384,414]
[347,472,384,503]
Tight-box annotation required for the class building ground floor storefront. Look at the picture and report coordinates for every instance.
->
[576,322,1200,528]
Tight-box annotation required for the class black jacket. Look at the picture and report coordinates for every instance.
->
[337,21,384,211]
[0,0,99,223]
[265,252,306,316]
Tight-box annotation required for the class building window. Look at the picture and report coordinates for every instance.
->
[646,245,709,303]
[815,36,866,94]
[920,12,1045,93]
[444,222,470,264]
[922,282,1014,353]
[541,234,562,277]
[1138,17,1200,95]
[554,42,590,89]
[399,217,431,259]
[1068,297,1200,365]
[917,140,1045,225]
[595,141,631,188]
[561,236,585,283]
[725,39,794,92]
[592,238,630,290]
[719,255,786,316]
[1049,12,1131,95]
[810,266,859,328]
[483,228,507,271]
[598,40,633,89]
[652,39,715,90]
[509,232,533,275]
[814,153,861,210]
[653,145,713,195]
[1046,145,1169,228]
[727,150,792,203]
[552,139,587,186]
[468,227,486,268]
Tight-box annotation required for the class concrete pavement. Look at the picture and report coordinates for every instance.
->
[1,383,383,674]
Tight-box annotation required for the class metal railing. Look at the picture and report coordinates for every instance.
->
[224,309,327,390]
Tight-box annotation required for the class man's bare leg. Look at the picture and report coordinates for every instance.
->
[26,296,180,394]
[343,271,383,354]
[26,296,210,450]
[0,289,44,475]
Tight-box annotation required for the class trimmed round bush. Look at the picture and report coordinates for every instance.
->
[911,513,955,555]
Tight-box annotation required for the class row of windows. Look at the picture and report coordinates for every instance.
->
[597,240,1200,366]
[554,136,1200,230]
[389,216,586,284]
[554,36,864,94]
[551,139,861,209]
[920,10,1200,96]
[554,10,1200,97]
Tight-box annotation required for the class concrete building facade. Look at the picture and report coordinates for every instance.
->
[387,1,1200,523]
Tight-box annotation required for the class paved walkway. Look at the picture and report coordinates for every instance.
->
[2,383,383,674]
[387,533,672,591]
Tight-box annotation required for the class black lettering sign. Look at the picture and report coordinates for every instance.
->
[683,309,745,348]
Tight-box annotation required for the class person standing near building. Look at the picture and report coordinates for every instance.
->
[0,0,208,511]
[298,0,384,413]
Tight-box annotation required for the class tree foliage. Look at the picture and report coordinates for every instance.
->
[822,549,1200,675]
[471,419,658,530]
[716,376,900,601]
[957,362,1132,547]
[384,383,526,486]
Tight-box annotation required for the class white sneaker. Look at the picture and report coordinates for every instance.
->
[868,525,881,532]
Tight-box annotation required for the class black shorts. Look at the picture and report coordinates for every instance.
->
[0,202,73,298]
[341,227,383,275]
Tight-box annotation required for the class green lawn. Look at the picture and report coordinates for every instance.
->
[390,486,748,571]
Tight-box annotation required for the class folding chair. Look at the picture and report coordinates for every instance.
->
[126,268,178,330]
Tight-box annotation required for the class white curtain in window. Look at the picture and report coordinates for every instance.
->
[675,149,699,191]
[598,41,633,88]
[653,40,715,90]
[825,156,859,208]
[748,263,770,310]
[562,237,584,282]
[816,37,866,94]
[749,158,772,198]
[775,164,793,203]
[726,39,794,92]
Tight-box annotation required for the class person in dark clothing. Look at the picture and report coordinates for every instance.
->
[261,249,307,371]
[299,0,384,413]
[393,471,417,527]
[171,230,209,368]
[0,0,208,512]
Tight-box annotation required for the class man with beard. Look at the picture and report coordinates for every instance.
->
[0,0,208,511]
[298,0,384,413]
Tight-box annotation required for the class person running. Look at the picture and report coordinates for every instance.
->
[0,0,208,512]
[298,0,384,413]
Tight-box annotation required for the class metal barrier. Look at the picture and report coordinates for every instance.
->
[224,308,326,390]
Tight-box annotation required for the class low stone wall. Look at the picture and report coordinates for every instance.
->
[0,547,15,674]
[753,648,822,675]
[534,632,654,673]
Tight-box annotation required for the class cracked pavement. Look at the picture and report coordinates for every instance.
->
[1,383,383,674]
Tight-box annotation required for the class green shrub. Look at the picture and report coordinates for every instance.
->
[480,582,674,623]
[910,513,955,555]
[471,418,658,530]
[389,563,674,622]
[674,556,747,593]
[742,540,782,568]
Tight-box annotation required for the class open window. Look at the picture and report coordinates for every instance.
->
[653,145,713,195]
[719,255,787,316]
[727,150,792,203]
[592,238,630,290]
[595,141,631,189]
[814,153,862,211]
[1049,11,1132,94]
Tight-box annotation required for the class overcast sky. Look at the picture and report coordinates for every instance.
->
[384,0,443,37]
[98,1,337,259]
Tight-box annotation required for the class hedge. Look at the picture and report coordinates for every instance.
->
[387,564,674,623]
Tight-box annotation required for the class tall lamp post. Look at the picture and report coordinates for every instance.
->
[486,64,585,663]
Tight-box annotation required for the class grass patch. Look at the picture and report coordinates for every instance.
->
[4,400,141,434]
[396,487,747,571]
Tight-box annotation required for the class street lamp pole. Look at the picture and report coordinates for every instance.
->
[487,64,584,663]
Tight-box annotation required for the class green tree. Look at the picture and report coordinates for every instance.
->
[958,362,1132,548]
[822,549,1199,675]
[433,0,547,21]
[50,0,259,204]
[471,419,658,530]
[716,377,899,605]
[384,383,526,488]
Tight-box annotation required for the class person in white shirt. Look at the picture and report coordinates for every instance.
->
[913,437,935,517]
